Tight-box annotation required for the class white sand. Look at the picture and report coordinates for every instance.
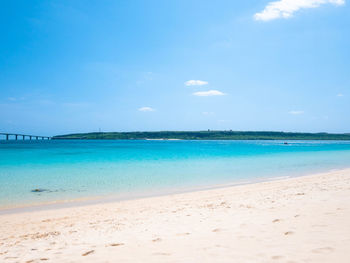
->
[1,168,350,262]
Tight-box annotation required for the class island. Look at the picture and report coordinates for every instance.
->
[52,131,350,140]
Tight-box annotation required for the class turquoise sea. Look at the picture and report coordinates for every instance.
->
[0,140,350,209]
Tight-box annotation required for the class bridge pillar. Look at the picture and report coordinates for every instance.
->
[1,134,50,141]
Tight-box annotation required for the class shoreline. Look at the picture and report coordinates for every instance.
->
[1,167,349,262]
[1,168,350,262]
[1,167,349,215]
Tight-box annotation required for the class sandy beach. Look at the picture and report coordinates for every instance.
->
[0,169,350,263]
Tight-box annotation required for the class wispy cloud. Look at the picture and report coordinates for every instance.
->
[7,97,25,102]
[138,106,155,112]
[337,93,344,97]
[185,80,208,86]
[193,90,225,97]
[254,0,345,21]
[289,110,304,115]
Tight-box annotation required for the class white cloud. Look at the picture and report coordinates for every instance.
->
[193,90,226,97]
[337,93,344,97]
[185,80,208,86]
[254,0,345,21]
[138,106,155,112]
[289,110,304,115]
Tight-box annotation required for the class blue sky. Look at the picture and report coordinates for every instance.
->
[1,0,349,135]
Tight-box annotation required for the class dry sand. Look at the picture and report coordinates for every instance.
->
[1,168,350,263]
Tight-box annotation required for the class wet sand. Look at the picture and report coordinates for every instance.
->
[1,168,350,262]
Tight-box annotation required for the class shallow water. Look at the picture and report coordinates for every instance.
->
[0,140,350,208]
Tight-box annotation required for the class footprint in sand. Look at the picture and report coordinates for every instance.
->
[312,247,334,253]
[176,233,190,236]
[284,231,294,235]
[271,255,283,260]
[152,238,162,242]
[239,204,254,209]
[109,243,124,247]
[212,228,223,232]
[82,250,94,256]
[272,219,281,223]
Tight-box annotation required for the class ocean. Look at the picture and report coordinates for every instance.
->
[0,140,350,209]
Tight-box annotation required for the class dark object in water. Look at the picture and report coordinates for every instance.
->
[31,188,48,193]
[284,142,289,145]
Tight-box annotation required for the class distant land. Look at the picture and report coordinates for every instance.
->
[52,131,350,140]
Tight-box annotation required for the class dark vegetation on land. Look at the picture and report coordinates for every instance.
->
[52,131,350,140]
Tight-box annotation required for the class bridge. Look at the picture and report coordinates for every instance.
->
[0,133,51,141]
